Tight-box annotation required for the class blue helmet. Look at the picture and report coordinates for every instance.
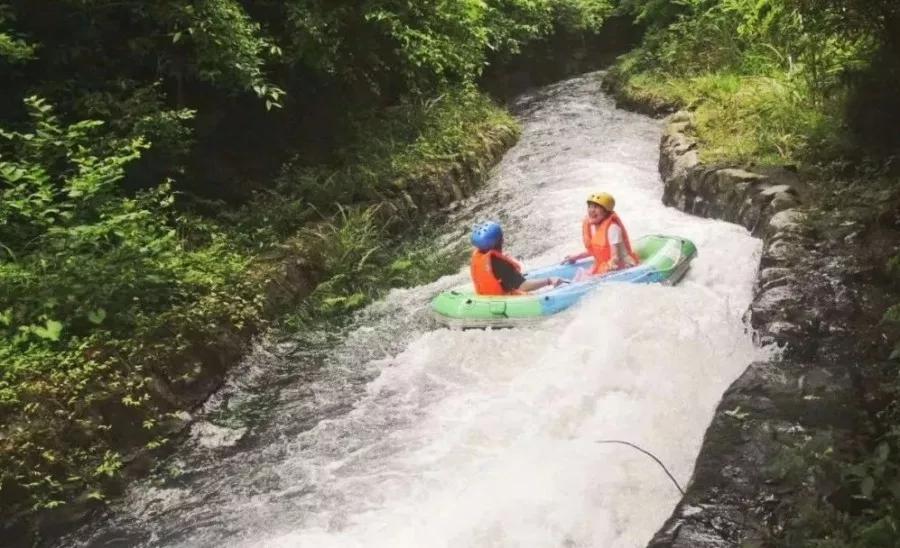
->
[470,221,503,251]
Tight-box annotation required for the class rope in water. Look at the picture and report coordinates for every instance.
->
[595,439,686,496]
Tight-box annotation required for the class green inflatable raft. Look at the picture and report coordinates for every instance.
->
[431,234,697,328]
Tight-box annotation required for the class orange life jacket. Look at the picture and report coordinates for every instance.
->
[470,249,524,296]
[582,213,640,275]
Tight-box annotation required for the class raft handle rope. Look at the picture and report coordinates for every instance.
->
[595,439,685,496]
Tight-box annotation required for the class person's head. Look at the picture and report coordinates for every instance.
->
[471,221,503,251]
[586,192,615,223]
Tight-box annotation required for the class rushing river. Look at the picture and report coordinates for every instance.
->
[62,72,764,548]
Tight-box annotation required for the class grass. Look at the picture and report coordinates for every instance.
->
[615,67,842,167]
[278,208,468,331]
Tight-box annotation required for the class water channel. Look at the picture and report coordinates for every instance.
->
[63,72,765,548]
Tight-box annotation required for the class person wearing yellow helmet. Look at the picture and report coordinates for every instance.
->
[562,192,640,275]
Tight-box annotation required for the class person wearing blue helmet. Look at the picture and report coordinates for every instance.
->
[469,221,561,295]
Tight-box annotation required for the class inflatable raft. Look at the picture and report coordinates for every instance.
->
[431,234,697,328]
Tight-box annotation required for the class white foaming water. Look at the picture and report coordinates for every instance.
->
[260,288,759,548]
[62,73,763,548]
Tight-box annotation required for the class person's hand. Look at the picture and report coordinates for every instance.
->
[561,255,576,265]
[548,277,562,287]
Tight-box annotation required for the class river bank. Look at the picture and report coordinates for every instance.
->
[604,70,900,546]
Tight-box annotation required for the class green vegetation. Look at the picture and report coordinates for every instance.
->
[279,209,471,331]
[0,93,260,521]
[614,69,840,165]
[610,0,898,167]
[0,1,614,537]
[609,1,900,546]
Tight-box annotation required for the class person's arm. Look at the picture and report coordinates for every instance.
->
[491,256,527,292]
[606,224,625,270]
[608,242,627,270]
[492,256,560,293]
[562,250,591,264]
[519,277,560,292]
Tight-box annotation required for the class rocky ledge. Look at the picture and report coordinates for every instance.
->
[648,112,899,546]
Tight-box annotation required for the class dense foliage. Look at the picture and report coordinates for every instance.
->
[0,96,263,517]
[1,0,613,195]
[611,0,899,166]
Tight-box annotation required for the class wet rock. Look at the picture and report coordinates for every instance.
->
[767,209,806,236]
[753,286,795,317]
[669,111,692,124]
[717,168,766,184]
[190,422,248,449]
[401,190,418,211]
[771,192,799,212]
[758,267,792,289]
[763,320,805,339]
[450,182,465,201]
[658,119,808,238]
[647,114,877,548]
[761,239,799,266]
[759,184,793,196]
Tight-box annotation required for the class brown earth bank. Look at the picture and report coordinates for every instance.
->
[603,74,900,546]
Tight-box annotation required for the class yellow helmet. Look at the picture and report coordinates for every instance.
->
[587,192,615,211]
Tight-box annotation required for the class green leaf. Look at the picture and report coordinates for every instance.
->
[0,165,24,182]
[32,319,63,341]
[87,309,107,325]
[345,292,367,308]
